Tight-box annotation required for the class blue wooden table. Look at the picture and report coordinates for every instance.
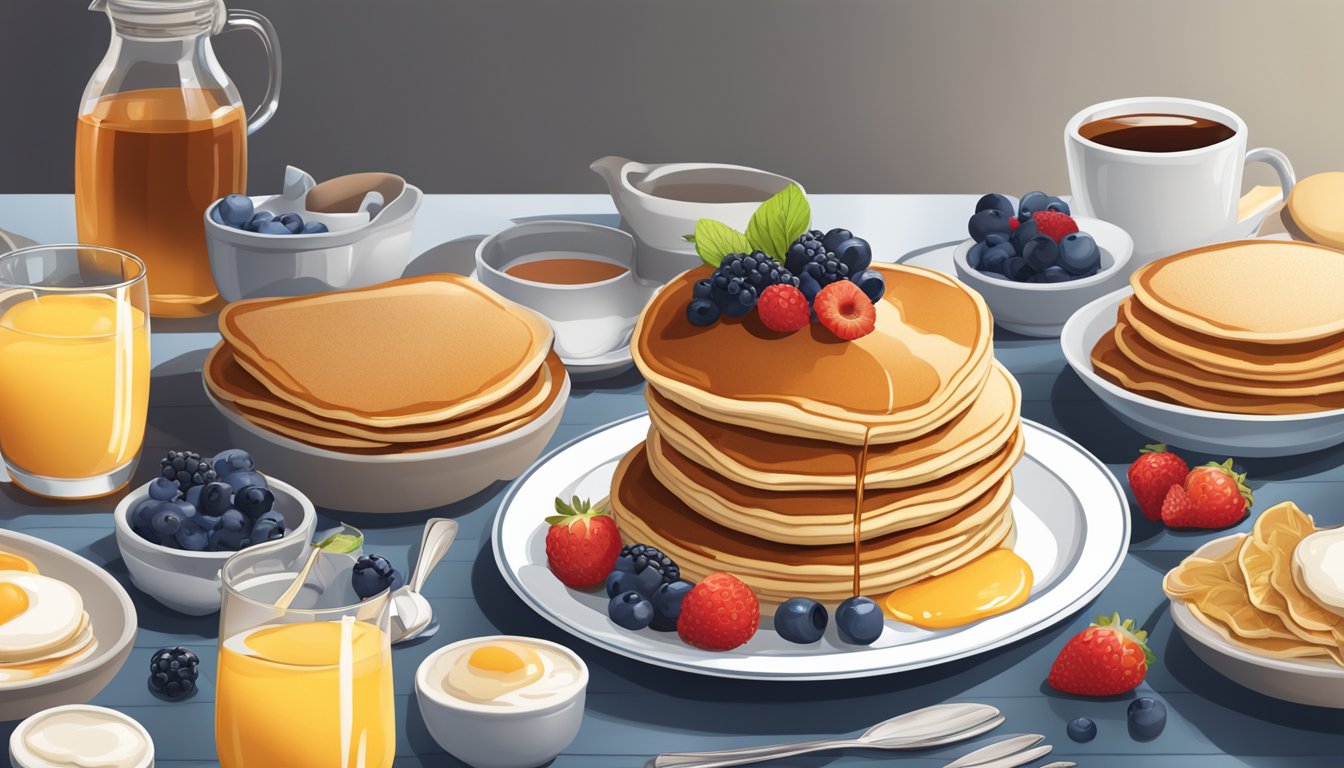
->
[0,194,1341,767]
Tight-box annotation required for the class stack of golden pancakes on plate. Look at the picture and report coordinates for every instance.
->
[1091,240,1344,415]
[205,274,567,454]
[608,263,1025,607]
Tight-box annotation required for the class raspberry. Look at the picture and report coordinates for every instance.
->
[814,280,876,340]
[756,285,811,333]
[1032,210,1079,242]
[676,572,760,651]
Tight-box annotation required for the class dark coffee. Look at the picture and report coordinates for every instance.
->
[1079,113,1236,152]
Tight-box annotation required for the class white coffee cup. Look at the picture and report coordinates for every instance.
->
[1065,96,1295,263]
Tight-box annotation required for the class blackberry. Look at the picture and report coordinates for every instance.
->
[159,450,219,491]
[352,553,404,598]
[615,543,681,585]
[707,251,798,318]
[148,646,199,700]
[785,231,849,289]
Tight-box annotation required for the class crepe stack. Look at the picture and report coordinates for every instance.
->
[206,275,566,454]
[1090,241,1344,415]
[609,264,1025,606]
[1164,502,1344,666]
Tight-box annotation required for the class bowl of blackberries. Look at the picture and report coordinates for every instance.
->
[113,448,317,616]
[952,191,1133,338]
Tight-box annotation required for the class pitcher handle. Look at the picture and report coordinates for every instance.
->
[222,9,282,136]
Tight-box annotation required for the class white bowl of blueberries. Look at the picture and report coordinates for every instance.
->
[113,448,317,616]
[952,191,1133,338]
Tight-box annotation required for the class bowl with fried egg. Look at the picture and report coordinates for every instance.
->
[0,530,137,722]
[415,635,588,768]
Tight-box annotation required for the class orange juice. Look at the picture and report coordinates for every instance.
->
[0,293,149,481]
[75,87,246,318]
[216,619,394,768]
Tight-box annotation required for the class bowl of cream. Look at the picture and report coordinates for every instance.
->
[415,635,587,768]
[10,705,153,768]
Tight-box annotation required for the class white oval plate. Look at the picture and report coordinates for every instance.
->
[493,414,1129,680]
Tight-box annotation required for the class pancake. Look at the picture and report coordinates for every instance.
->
[608,442,1015,605]
[633,264,995,445]
[1287,172,1344,251]
[1113,320,1344,398]
[1091,329,1344,415]
[646,426,1024,546]
[1131,240,1344,344]
[1120,296,1344,381]
[647,363,1021,492]
[219,274,554,427]
[205,341,556,442]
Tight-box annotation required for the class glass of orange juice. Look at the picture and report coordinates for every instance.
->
[216,541,395,768]
[0,245,149,498]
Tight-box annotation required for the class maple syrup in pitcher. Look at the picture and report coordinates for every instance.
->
[76,0,280,318]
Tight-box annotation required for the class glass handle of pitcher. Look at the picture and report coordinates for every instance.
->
[222,9,282,136]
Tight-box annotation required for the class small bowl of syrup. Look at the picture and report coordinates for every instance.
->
[476,221,655,360]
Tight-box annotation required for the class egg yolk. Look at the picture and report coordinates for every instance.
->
[0,582,30,626]
[0,553,38,574]
[882,549,1033,629]
[468,645,526,674]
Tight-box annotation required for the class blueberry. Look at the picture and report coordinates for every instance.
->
[605,570,638,598]
[975,193,1016,217]
[218,194,254,228]
[247,211,273,231]
[209,527,246,552]
[1002,256,1033,282]
[185,484,203,509]
[255,509,285,528]
[130,497,159,530]
[686,298,721,327]
[836,596,883,645]
[1127,697,1166,740]
[220,509,248,532]
[984,233,1009,247]
[234,486,275,518]
[774,598,828,644]
[1010,216,1040,252]
[607,590,654,631]
[151,508,182,537]
[195,514,222,532]
[1058,232,1101,276]
[221,470,267,494]
[174,520,209,552]
[830,237,872,273]
[1029,266,1072,283]
[820,228,853,253]
[1022,235,1059,271]
[968,209,1012,243]
[631,564,665,599]
[1067,716,1097,743]
[851,269,885,303]
[1045,196,1071,215]
[276,212,304,233]
[966,241,987,270]
[249,519,280,544]
[209,204,227,226]
[198,481,233,516]
[300,221,329,235]
[980,243,1015,275]
[1018,190,1051,220]
[172,498,198,521]
[352,554,402,598]
[254,221,292,236]
[692,279,712,299]
[650,580,693,632]
[212,449,254,477]
[798,271,822,303]
[133,523,164,547]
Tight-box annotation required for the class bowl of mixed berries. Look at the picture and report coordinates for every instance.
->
[113,448,317,615]
[952,191,1133,338]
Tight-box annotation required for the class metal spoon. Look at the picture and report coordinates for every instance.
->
[945,734,1044,767]
[390,518,457,644]
[647,703,1002,768]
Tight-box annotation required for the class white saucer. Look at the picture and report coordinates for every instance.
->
[562,346,635,382]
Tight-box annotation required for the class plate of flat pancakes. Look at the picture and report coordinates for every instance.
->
[494,264,1129,680]
[1062,240,1344,457]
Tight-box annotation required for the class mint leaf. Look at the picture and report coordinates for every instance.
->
[745,184,810,264]
[315,523,364,554]
[693,219,751,268]
[683,234,696,243]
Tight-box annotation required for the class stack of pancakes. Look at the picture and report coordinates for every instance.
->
[610,264,1025,606]
[1091,241,1344,415]
[205,275,566,454]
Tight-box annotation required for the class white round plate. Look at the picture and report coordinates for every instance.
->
[493,414,1129,680]
[562,346,635,382]
[1060,289,1344,457]
[1170,535,1344,708]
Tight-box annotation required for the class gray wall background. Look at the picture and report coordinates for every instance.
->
[5,0,1342,194]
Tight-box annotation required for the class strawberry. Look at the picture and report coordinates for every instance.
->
[1127,443,1189,522]
[1008,216,1020,231]
[814,280,876,340]
[676,572,760,651]
[1165,459,1253,529]
[544,496,622,589]
[1032,210,1080,242]
[1048,613,1153,696]
[756,284,811,333]
[1159,484,1192,524]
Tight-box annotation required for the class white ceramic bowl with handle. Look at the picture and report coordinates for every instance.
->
[952,216,1133,337]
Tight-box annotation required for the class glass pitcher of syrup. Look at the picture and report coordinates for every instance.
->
[76,0,280,318]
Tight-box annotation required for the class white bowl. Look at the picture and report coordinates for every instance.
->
[11,705,154,768]
[1170,535,1344,708]
[113,475,317,616]
[415,635,587,768]
[204,184,422,301]
[1061,288,1344,456]
[203,372,570,514]
[0,531,137,722]
[951,216,1133,337]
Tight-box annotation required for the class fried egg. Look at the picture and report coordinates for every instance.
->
[443,642,545,704]
[0,571,84,662]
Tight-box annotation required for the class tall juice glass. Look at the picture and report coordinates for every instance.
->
[0,245,149,498]
[216,541,395,768]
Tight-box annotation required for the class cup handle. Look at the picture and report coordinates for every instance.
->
[222,10,283,136]
[1238,147,1296,224]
